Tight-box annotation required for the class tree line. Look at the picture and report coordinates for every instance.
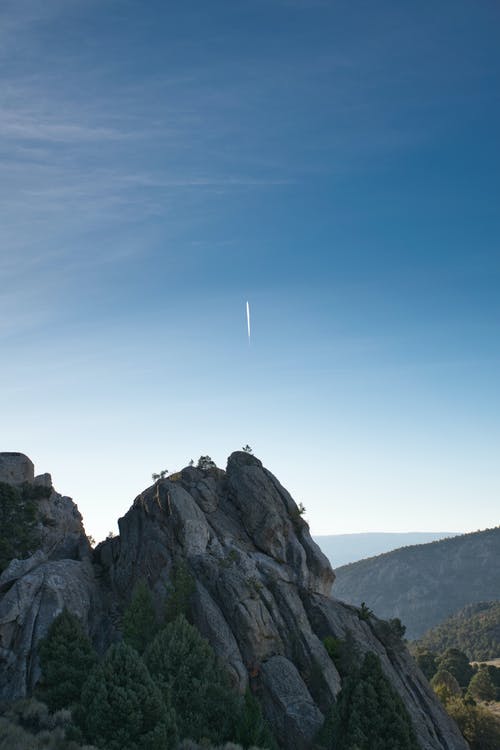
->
[413,646,500,749]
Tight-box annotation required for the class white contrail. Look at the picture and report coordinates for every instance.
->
[246,301,251,342]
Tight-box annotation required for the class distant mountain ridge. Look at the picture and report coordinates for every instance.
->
[314,532,456,568]
[333,527,500,639]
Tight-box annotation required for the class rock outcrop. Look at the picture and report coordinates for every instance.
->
[0,554,98,701]
[0,452,34,485]
[94,452,467,750]
[35,476,91,562]
[0,451,468,749]
[0,454,95,704]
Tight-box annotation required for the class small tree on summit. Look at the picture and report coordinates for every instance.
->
[152,470,168,481]
[359,602,373,621]
[197,456,216,470]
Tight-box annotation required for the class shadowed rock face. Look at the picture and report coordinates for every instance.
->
[0,451,468,750]
[0,554,97,701]
[0,454,94,704]
[94,452,467,750]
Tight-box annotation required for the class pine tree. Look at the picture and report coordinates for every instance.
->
[196,456,216,470]
[318,651,420,750]
[323,629,360,678]
[122,580,158,654]
[38,609,97,712]
[235,689,277,749]
[164,561,195,624]
[144,615,239,745]
[79,641,177,750]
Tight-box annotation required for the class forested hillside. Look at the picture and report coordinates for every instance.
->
[415,602,500,661]
[333,528,500,639]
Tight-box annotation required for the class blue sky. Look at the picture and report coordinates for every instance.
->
[1,0,499,544]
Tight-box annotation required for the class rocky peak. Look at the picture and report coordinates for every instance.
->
[0,452,34,485]
[0,451,468,750]
[0,454,94,702]
[0,451,90,563]
[94,452,466,750]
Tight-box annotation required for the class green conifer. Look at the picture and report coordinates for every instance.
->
[323,630,360,678]
[144,615,238,744]
[79,641,177,750]
[318,651,420,750]
[164,561,195,624]
[235,689,277,749]
[122,580,158,654]
[38,609,97,712]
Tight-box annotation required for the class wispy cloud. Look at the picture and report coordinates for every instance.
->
[0,0,456,344]
[0,109,133,143]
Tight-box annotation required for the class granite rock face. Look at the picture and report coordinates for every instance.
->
[35,479,91,562]
[0,451,468,749]
[0,452,34,485]
[0,555,98,702]
[95,452,467,750]
[0,454,95,704]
